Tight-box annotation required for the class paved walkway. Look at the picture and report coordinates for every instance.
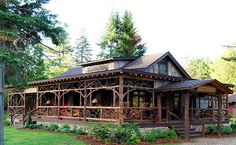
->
[182,137,236,145]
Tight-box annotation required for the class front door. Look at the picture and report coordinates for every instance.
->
[172,94,181,120]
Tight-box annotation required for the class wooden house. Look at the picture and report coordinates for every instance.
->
[7,51,233,139]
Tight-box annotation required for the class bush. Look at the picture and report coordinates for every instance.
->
[205,124,217,134]
[143,128,177,142]
[25,115,32,128]
[89,123,141,144]
[4,120,10,126]
[221,125,232,135]
[42,125,50,130]
[128,133,141,145]
[71,128,87,135]
[57,124,71,133]
[49,124,59,131]
[167,129,177,139]
[231,122,236,133]
[144,132,157,142]
[228,114,234,119]
[90,124,112,141]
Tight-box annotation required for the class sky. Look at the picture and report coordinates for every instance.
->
[45,0,236,63]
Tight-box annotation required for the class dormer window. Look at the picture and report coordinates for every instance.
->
[158,61,168,75]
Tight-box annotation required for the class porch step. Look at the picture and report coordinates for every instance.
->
[168,123,201,138]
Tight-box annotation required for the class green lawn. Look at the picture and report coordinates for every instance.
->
[4,126,87,145]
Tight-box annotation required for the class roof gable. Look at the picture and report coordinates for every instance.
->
[124,52,191,79]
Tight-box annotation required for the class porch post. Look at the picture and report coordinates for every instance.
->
[184,91,190,140]
[83,81,87,122]
[217,94,222,137]
[157,93,162,123]
[119,76,124,124]
[211,96,214,121]
[57,84,60,119]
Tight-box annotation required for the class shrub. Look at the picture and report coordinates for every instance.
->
[231,122,236,133]
[128,133,141,145]
[74,128,87,135]
[25,115,32,128]
[90,124,112,141]
[221,125,232,135]
[205,124,217,134]
[167,129,177,139]
[4,120,10,126]
[113,125,128,143]
[37,124,44,129]
[89,123,141,144]
[228,114,234,119]
[144,132,157,142]
[57,124,71,133]
[42,125,50,130]
[49,124,59,131]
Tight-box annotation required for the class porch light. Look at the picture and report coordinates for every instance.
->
[46,100,51,105]
[92,98,98,104]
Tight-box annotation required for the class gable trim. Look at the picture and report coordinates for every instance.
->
[145,52,191,79]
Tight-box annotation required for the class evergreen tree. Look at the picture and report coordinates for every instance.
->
[98,10,145,58]
[186,58,212,80]
[0,1,66,143]
[74,30,92,63]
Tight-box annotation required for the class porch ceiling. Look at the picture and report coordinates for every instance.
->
[155,79,233,94]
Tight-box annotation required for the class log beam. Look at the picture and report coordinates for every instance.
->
[119,76,124,124]
[157,94,162,122]
[217,95,222,137]
[184,92,190,140]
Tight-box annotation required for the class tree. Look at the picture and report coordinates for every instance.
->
[211,48,236,91]
[98,10,145,58]
[44,39,74,78]
[0,0,66,144]
[186,58,212,80]
[74,30,92,63]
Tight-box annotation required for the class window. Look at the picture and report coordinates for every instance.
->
[158,61,168,75]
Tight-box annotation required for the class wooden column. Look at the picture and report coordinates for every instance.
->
[119,76,124,124]
[157,93,162,123]
[113,89,116,107]
[211,96,214,121]
[83,81,87,122]
[184,92,190,140]
[57,84,61,119]
[217,95,222,137]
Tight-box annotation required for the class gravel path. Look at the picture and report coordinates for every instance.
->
[182,137,236,145]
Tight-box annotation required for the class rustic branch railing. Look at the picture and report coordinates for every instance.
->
[124,107,158,122]
[37,106,58,117]
[189,108,227,121]
[37,106,119,121]
[86,107,119,121]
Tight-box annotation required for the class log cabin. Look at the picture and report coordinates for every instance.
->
[7,51,233,139]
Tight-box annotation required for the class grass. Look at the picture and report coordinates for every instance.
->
[4,126,87,145]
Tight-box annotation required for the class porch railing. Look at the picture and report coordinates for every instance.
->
[37,106,119,122]
[189,108,228,121]
[124,107,158,122]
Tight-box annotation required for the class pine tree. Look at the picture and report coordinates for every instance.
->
[74,30,92,63]
[98,10,145,58]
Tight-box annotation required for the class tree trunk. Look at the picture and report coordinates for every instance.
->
[0,64,5,145]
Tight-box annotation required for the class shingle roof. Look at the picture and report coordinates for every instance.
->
[124,53,165,69]
[56,66,82,78]
[156,79,233,94]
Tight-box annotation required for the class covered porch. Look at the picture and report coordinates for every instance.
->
[156,79,233,139]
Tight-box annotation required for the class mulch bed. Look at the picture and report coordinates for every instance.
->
[18,128,186,145]
[76,135,186,145]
